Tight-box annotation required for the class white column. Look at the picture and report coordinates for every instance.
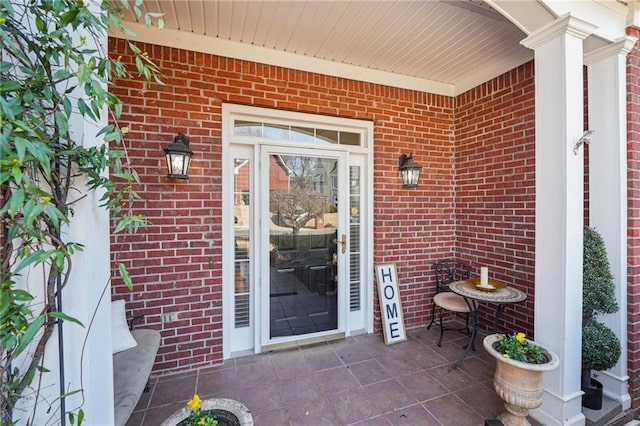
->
[585,36,637,410]
[62,8,114,422]
[61,114,114,423]
[521,14,596,426]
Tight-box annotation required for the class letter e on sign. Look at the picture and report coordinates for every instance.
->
[376,264,406,345]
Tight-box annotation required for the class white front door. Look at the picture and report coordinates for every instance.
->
[222,104,373,358]
[260,146,347,349]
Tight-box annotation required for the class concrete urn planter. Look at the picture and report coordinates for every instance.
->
[160,398,253,426]
[483,334,560,426]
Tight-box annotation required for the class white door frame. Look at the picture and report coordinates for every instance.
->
[222,104,374,358]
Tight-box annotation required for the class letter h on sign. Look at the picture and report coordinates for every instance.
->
[376,264,406,345]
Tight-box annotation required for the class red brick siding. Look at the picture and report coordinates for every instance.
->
[627,26,640,408]
[454,63,537,335]
[109,38,457,373]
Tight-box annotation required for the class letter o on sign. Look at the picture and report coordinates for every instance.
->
[384,285,395,300]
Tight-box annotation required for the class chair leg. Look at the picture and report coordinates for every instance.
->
[427,302,437,329]
[437,308,444,347]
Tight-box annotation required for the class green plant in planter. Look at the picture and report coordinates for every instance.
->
[494,332,551,364]
[184,394,219,426]
[582,227,621,404]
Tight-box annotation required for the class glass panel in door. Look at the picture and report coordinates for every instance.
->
[234,159,251,329]
[268,153,339,338]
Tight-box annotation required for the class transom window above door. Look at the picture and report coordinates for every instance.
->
[234,120,363,146]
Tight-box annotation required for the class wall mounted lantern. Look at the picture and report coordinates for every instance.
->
[399,153,421,188]
[164,133,193,179]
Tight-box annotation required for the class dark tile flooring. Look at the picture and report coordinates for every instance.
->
[127,325,543,425]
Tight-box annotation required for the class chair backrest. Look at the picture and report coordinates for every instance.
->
[434,259,471,292]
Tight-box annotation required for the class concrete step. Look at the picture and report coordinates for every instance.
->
[583,395,623,426]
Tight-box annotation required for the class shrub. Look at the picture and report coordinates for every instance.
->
[582,227,621,387]
[582,321,621,372]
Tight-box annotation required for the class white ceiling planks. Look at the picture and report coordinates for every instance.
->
[112,0,543,94]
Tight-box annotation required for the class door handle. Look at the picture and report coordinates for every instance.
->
[340,234,347,254]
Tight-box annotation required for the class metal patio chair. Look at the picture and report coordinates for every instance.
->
[427,259,472,346]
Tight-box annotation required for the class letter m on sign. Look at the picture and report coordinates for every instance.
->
[376,264,406,345]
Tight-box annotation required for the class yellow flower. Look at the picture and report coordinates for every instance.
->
[187,394,201,409]
[516,332,526,343]
[503,353,510,359]
[12,159,22,168]
[198,419,206,426]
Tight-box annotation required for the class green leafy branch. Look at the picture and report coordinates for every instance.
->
[1,0,163,423]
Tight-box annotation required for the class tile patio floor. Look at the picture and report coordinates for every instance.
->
[127,325,544,425]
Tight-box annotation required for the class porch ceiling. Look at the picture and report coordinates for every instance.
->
[115,0,631,96]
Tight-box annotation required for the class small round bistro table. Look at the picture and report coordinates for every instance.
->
[448,279,527,369]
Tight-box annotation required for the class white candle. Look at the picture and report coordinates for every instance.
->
[480,267,488,287]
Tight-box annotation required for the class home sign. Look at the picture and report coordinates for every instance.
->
[376,264,406,345]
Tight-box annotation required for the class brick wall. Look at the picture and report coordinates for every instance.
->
[627,26,640,408]
[454,63,537,334]
[109,39,458,373]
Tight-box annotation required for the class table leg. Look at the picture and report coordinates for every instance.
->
[452,300,478,369]
[494,304,506,333]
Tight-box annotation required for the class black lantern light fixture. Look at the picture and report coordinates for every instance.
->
[164,132,193,179]
[399,153,422,188]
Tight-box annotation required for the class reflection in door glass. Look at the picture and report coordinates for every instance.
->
[234,159,250,328]
[268,154,339,338]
